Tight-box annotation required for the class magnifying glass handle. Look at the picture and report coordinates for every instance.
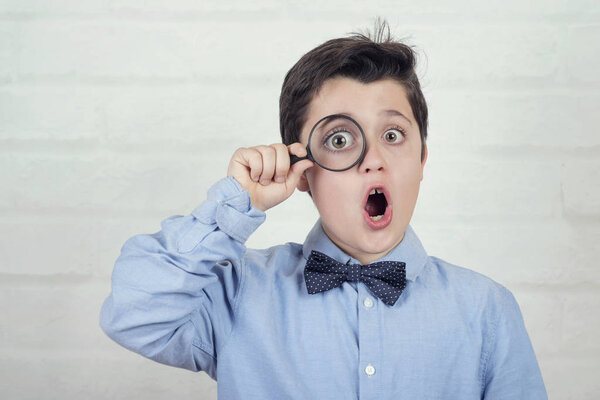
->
[290,154,309,165]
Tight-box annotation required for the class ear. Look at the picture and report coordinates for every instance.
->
[420,143,428,181]
[297,171,310,192]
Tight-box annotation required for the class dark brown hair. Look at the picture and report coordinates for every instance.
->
[279,19,428,161]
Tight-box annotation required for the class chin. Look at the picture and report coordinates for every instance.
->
[361,236,398,254]
[324,216,406,259]
[364,224,406,246]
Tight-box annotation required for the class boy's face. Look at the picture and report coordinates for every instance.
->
[297,77,427,265]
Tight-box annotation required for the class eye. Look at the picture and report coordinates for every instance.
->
[324,130,354,150]
[383,127,405,143]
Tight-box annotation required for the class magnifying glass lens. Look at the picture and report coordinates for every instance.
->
[308,115,365,171]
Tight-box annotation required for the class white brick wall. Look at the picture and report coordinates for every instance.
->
[1,1,598,398]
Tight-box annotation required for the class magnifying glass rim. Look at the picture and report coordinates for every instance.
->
[307,113,366,172]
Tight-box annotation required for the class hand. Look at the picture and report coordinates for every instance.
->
[227,143,314,211]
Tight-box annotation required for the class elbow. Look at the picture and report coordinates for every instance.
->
[99,294,142,351]
[99,296,125,344]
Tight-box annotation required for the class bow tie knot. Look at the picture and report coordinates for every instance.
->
[304,250,407,307]
[346,263,361,282]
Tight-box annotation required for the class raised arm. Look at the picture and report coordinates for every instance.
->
[99,143,313,379]
[99,177,265,378]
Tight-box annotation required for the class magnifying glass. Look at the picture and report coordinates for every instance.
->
[290,114,366,172]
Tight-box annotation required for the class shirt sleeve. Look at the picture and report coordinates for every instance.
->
[99,176,265,379]
[481,287,548,400]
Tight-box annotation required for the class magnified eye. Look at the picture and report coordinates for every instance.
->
[383,128,404,143]
[325,130,354,150]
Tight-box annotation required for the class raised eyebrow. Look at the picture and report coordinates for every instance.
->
[379,109,413,126]
[317,115,360,132]
[325,110,413,127]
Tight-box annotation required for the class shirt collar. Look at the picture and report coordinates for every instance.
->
[301,219,428,281]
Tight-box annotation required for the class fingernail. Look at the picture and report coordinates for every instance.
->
[275,176,285,183]
[260,179,270,186]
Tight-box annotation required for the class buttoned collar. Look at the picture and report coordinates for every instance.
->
[301,219,428,281]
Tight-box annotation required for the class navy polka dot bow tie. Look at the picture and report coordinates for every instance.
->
[304,250,407,307]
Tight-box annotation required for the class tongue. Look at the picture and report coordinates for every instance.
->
[365,193,386,217]
[365,201,379,216]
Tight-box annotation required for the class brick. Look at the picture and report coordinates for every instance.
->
[0,152,229,214]
[429,0,596,16]
[562,291,600,355]
[456,0,572,15]
[515,291,563,357]
[0,351,217,399]
[564,25,600,84]
[414,25,561,86]
[246,189,319,250]
[0,23,18,81]
[0,195,317,277]
[0,197,317,277]
[540,355,600,399]
[108,0,280,13]
[0,82,282,147]
[17,21,196,79]
[0,86,104,140]
[15,20,350,80]
[561,161,600,217]
[418,157,561,218]
[411,221,600,285]
[560,224,600,284]
[103,82,281,150]
[12,20,570,86]
[424,91,478,150]
[0,0,108,14]
[106,0,593,18]
[0,216,154,275]
[427,91,600,149]
[0,279,110,351]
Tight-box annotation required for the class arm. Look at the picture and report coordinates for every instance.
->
[99,143,313,378]
[481,287,548,400]
[99,177,264,378]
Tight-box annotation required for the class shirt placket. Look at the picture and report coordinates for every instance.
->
[356,267,382,400]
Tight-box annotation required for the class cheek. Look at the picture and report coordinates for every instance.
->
[392,165,423,197]
[308,172,353,215]
[401,165,423,185]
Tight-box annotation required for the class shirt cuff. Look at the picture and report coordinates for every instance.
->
[178,177,265,251]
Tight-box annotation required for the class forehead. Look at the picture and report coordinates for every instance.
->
[302,77,415,140]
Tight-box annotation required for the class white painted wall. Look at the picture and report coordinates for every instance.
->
[1,1,598,398]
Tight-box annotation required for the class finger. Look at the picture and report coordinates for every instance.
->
[286,142,313,186]
[255,145,276,185]
[287,158,314,189]
[240,148,263,182]
[272,143,290,183]
[287,142,308,158]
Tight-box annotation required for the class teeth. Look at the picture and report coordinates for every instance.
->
[369,188,383,195]
[370,215,383,221]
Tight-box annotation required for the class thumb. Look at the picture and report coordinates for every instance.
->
[286,158,314,190]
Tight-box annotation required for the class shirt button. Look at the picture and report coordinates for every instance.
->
[363,297,374,308]
[365,364,376,376]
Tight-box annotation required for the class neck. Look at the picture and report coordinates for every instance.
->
[322,227,405,265]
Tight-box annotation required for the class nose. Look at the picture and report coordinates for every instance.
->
[357,140,385,173]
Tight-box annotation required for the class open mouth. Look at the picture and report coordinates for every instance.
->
[365,188,388,221]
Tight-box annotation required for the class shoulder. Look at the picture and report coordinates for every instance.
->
[240,242,305,298]
[422,255,516,314]
[244,242,305,275]
[425,256,507,291]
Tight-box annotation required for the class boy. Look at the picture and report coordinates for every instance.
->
[100,22,548,399]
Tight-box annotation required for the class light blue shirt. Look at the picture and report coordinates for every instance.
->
[100,177,547,399]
